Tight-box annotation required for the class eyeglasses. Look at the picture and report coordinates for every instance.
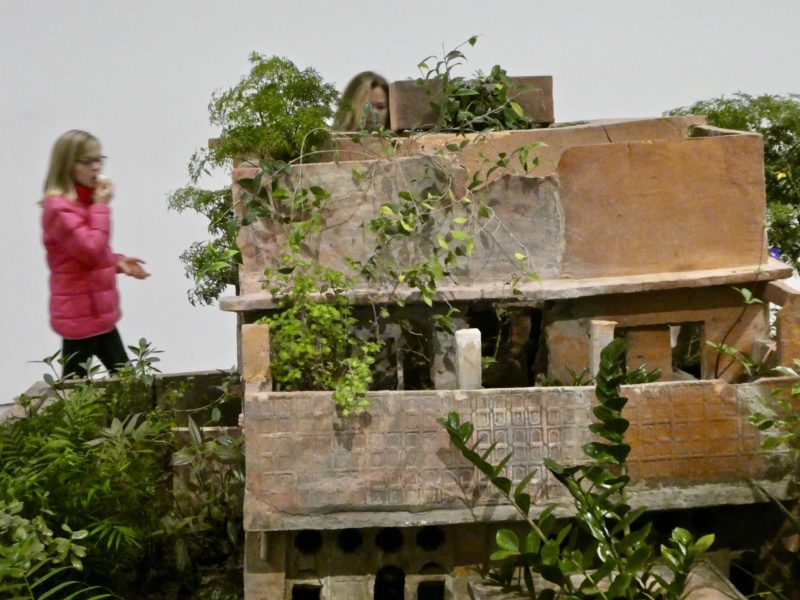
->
[76,155,107,166]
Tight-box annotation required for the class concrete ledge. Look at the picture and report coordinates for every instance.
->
[221,260,792,312]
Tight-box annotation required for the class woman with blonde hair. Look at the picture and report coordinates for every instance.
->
[334,71,390,131]
[41,130,149,378]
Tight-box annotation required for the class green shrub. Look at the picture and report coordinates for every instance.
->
[417,36,536,132]
[0,343,244,598]
[260,263,381,417]
[168,53,339,306]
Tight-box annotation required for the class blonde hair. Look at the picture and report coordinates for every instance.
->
[334,71,390,131]
[43,130,100,199]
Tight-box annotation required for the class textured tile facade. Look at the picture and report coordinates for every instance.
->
[244,381,787,532]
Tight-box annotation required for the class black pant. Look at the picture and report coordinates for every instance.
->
[62,328,129,379]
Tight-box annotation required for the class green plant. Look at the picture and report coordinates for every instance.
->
[258,262,381,417]
[0,500,110,599]
[198,53,338,167]
[167,187,238,306]
[163,415,244,579]
[168,52,339,305]
[229,41,544,411]
[417,36,536,132]
[0,359,175,585]
[704,286,774,381]
[667,93,800,267]
[237,140,540,409]
[750,361,800,471]
[439,339,713,598]
[747,364,800,599]
[706,340,773,382]
[0,343,245,598]
[349,147,539,306]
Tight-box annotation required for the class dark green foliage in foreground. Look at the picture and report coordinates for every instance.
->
[0,342,244,599]
[440,339,713,598]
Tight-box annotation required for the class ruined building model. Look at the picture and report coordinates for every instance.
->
[220,76,800,599]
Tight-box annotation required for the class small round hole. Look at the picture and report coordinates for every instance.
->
[294,530,322,555]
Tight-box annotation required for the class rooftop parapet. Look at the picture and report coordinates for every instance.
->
[222,116,790,313]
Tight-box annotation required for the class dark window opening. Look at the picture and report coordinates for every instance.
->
[374,565,405,600]
[399,318,433,390]
[292,583,322,600]
[466,305,542,387]
[417,580,446,600]
[672,322,703,379]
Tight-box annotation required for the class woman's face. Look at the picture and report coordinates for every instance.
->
[72,141,104,187]
[367,86,388,128]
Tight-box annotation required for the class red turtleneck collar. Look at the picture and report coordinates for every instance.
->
[74,183,95,207]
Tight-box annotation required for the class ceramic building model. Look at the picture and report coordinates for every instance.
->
[221,77,800,599]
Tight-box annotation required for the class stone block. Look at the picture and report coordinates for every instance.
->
[559,134,767,278]
[455,328,482,389]
[544,318,589,384]
[221,121,790,314]
[430,313,469,390]
[241,323,270,384]
[624,324,674,380]
[388,76,554,132]
[326,578,369,599]
[244,531,286,599]
[333,115,706,181]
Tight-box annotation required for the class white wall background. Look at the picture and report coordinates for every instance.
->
[2,0,799,403]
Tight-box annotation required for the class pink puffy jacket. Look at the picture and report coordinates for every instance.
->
[42,185,122,339]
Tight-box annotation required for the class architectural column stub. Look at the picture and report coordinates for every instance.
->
[456,328,482,389]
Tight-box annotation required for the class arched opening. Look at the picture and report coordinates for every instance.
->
[374,565,405,600]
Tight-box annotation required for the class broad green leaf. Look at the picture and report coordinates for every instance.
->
[691,533,715,555]
[523,530,541,554]
[187,415,204,447]
[496,529,520,552]
[671,527,692,545]
[489,549,518,561]
[607,573,632,598]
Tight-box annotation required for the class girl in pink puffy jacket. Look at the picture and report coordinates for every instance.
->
[42,130,149,378]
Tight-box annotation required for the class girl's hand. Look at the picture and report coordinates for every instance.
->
[118,256,150,279]
[94,176,114,204]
